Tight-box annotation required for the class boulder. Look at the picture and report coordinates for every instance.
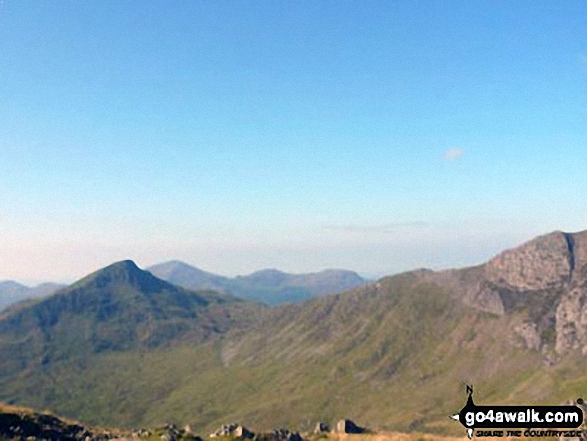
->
[235,425,255,439]
[335,419,364,434]
[313,422,329,434]
[211,423,255,439]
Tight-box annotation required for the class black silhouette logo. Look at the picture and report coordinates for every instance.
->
[450,385,583,439]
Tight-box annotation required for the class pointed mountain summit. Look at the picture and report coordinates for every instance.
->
[0,260,258,368]
[69,259,181,295]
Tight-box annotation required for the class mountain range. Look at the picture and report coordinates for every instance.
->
[0,230,586,435]
[0,263,366,311]
[147,261,367,305]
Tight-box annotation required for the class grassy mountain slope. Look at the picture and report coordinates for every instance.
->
[1,270,583,434]
[0,260,265,423]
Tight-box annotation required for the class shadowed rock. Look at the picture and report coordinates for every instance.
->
[313,422,329,434]
[335,419,365,434]
[211,423,254,439]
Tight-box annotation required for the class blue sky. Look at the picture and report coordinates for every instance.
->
[1,0,586,282]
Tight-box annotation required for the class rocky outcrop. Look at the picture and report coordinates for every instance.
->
[555,281,587,354]
[410,230,587,358]
[485,232,574,291]
[513,322,541,350]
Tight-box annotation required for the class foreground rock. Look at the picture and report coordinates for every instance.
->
[0,410,94,441]
[210,424,304,441]
[255,428,303,441]
[211,423,254,439]
[335,419,365,434]
[0,406,205,441]
[313,422,329,434]
[150,422,203,441]
[2,406,358,441]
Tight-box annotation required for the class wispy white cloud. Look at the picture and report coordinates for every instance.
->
[444,147,465,161]
[324,221,428,235]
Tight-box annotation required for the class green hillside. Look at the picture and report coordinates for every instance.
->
[1,260,584,435]
[0,260,264,419]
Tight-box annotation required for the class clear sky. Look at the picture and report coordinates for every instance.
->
[1,0,586,283]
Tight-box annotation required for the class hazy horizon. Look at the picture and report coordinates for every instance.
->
[1,1,586,282]
[2,226,581,285]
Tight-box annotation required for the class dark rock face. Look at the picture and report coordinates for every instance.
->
[335,419,364,434]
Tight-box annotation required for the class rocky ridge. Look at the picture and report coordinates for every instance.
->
[416,230,587,355]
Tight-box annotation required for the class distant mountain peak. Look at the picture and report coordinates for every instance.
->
[104,259,141,271]
[148,260,220,276]
[0,280,65,312]
[148,261,367,305]
[0,280,28,293]
[155,260,195,270]
[0,280,27,287]
[76,259,142,280]
[248,268,283,275]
